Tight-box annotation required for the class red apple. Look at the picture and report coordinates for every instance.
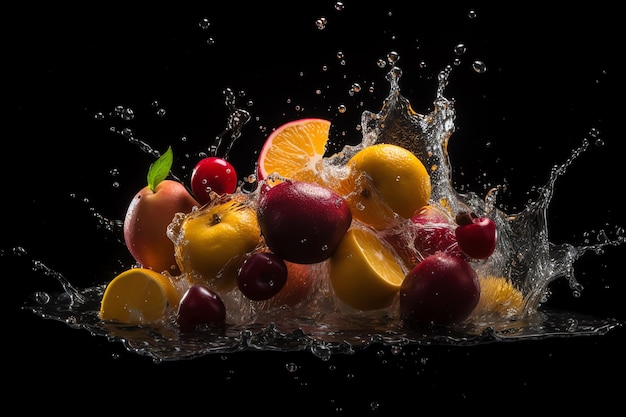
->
[454,211,497,259]
[399,252,480,326]
[256,180,352,264]
[123,147,199,274]
[190,156,238,205]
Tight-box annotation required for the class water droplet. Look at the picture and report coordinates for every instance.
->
[315,17,327,30]
[34,291,50,304]
[472,60,487,73]
[199,18,210,30]
[334,1,344,11]
[387,51,400,64]
[468,9,477,19]
[338,104,347,113]
[454,43,467,55]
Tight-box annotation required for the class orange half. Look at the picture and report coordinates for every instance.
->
[257,118,331,185]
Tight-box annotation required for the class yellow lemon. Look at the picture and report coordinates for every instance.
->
[173,196,262,292]
[99,268,188,324]
[340,143,431,230]
[329,226,405,310]
[471,275,524,319]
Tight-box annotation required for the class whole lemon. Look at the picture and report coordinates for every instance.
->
[340,143,431,229]
[173,197,262,292]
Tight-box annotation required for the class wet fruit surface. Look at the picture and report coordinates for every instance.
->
[399,252,480,325]
[237,251,288,301]
[256,180,352,264]
[191,156,238,205]
[176,284,226,332]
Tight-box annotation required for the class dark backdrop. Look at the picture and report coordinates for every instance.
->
[5,3,623,412]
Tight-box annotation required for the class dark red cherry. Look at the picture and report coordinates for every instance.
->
[176,284,226,332]
[237,252,288,301]
[454,211,497,259]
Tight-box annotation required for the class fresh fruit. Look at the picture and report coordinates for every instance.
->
[257,118,331,185]
[173,196,262,292]
[237,251,288,301]
[340,143,431,229]
[177,284,226,332]
[399,252,480,326]
[123,147,199,274]
[471,275,523,319]
[411,204,465,259]
[191,156,238,205]
[270,260,322,307]
[256,180,352,264]
[384,204,464,268]
[99,267,187,324]
[454,211,497,259]
[329,226,405,310]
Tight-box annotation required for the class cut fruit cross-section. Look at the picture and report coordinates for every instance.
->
[257,118,331,186]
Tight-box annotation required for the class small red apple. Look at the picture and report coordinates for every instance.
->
[399,252,480,326]
[256,180,352,264]
[123,147,199,274]
[454,211,497,259]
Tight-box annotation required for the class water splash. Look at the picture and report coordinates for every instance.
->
[18,56,624,361]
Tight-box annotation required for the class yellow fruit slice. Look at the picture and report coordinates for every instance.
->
[472,275,524,318]
[99,268,186,324]
[340,143,431,229]
[257,118,331,185]
[329,226,405,310]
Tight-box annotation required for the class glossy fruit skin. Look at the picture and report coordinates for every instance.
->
[410,205,465,259]
[454,212,497,259]
[173,199,261,292]
[176,284,226,332]
[123,179,199,274]
[191,157,238,205]
[399,252,480,326]
[237,252,288,301]
[256,180,352,264]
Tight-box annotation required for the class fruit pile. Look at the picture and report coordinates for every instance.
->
[99,118,524,332]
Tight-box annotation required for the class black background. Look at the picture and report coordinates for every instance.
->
[5,3,624,412]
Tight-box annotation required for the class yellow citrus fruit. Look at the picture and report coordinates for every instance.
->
[99,268,188,324]
[329,226,405,310]
[257,118,331,186]
[340,143,431,229]
[173,196,262,292]
[472,275,524,318]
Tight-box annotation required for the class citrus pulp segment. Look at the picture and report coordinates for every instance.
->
[99,268,185,324]
[329,226,405,310]
[257,118,331,185]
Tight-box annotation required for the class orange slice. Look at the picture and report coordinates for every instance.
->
[257,118,331,185]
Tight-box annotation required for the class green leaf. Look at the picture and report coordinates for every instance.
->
[147,146,173,192]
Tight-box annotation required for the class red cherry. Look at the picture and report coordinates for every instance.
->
[190,157,238,205]
[176,284,226,332]
[237,252,288,301]
[454,212,497,259]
